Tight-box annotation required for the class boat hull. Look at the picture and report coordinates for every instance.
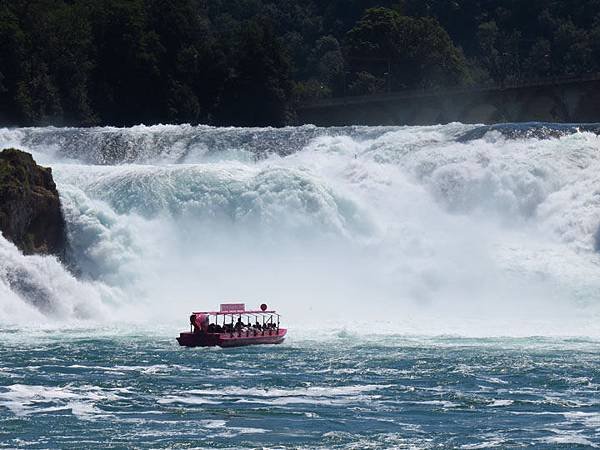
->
[177,329,286,348]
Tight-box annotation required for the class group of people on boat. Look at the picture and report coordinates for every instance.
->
[203,317,278,334]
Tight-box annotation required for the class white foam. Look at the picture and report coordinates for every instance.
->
[158,396,221,405]
[563,411,600,427]
[540,430,599,448]
[157,384,390,408]
[488,399,513,407]
[1,124,599,337]
[0,237,114,324]
[0,384,123,419]
[186,384,390,398]
[461,439,507,449]
[479,377,508,385]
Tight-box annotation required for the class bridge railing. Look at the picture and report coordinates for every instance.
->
[297,72,600,110]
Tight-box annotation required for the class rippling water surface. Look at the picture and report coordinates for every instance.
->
[0,329,598,449]
[1,123,600,447]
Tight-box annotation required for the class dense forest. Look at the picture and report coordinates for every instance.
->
[1,0,599,127]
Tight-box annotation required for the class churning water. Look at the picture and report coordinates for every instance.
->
[0,123,599,448]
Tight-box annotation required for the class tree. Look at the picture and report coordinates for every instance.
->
[147,0,219,123]
[346,7,470,90]
[523,38,552,78]
[215,19,293,126]
[0,4,26,124]
[2,0,600,126]
[307,35,345,95]
[88,0,164,126]
[476,20,522,84]
[39,1,96,124]
[553,21,592,75]
[348,71,385,95]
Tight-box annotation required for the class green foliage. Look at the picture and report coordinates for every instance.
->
[0,0,598,125]
[476,20,522,83]
[0,3,27,124]
[293,79,332,101]
[216,19,293,126]
[308,36,345,94]
[348,71,385,95]
[346,8,470,89]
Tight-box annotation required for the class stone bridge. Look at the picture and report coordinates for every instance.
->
[296,74,600,126]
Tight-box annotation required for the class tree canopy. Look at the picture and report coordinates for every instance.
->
[0,0,598,126]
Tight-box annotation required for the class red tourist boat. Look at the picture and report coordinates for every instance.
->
[176,303,287,348]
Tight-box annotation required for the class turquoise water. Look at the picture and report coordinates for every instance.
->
[0,329,598,449]
[1,124,600,447]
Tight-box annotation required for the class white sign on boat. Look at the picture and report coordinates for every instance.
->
[220,303,245,312]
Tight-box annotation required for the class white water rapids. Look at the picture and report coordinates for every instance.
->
[1,123,599,336]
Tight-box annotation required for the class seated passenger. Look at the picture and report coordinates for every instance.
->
[235,317,243,330]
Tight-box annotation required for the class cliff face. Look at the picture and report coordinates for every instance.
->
[0,148,67,258]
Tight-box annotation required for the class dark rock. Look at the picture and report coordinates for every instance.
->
[0,148,67,258]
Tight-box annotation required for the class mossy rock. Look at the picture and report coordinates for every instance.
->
[0,148,67,258]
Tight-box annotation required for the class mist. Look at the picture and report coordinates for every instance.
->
[1,124,599,337]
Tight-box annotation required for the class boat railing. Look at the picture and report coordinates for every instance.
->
[225,327,280,338]
[195,311,281,338]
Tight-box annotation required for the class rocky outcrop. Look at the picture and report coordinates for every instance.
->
[0,148,67,258]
